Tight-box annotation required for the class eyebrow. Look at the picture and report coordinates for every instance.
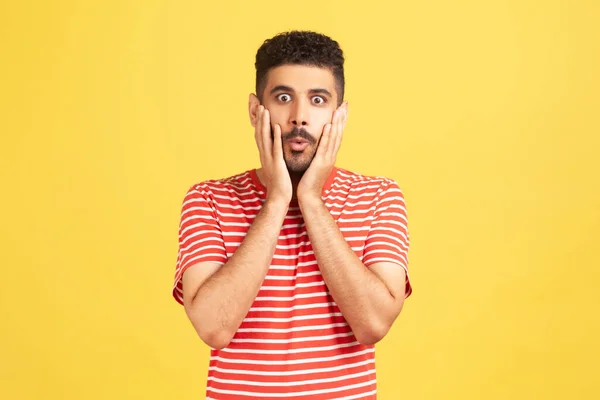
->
[269,85,333,98]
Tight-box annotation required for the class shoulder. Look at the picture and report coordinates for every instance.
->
[180,171,258,211]
[187,170,254,196]
[333,167,401,193]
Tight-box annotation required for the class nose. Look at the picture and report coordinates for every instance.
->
[289,100,308,127]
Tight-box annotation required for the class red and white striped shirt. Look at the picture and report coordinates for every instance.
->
[172,166,412,399]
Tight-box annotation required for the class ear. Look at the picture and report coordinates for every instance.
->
[249,93,261,128]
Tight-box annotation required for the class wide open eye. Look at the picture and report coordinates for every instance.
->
[277,94,292,102]
[312,96,326,105]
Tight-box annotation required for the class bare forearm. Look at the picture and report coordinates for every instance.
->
[299,196,398,344]
[188,198,288,348]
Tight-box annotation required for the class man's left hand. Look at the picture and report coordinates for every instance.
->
[297,104,347,202]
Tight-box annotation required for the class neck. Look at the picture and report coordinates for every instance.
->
[289,171,303,200]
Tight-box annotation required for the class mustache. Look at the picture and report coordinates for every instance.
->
[272,126,316,145]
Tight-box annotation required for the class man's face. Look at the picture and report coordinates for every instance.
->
[256,65,340,173]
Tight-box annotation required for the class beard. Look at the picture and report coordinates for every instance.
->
[272,126,318,174]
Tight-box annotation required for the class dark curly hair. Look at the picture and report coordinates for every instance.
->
[255,31,345,106]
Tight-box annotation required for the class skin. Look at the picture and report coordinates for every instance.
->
[182,64,406,349]
[248,64,348,200]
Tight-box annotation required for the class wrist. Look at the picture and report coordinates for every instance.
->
[265,194,291,209]
[297,192,324,209]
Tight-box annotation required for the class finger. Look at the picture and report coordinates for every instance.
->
[318,122,332,158]
[273,123,283,160]
[255,105,264,155]
[262,108,272,157]
[323,109,341,156]
[331,110,344,157]
[325,110,339,158]
[329,116,341,158]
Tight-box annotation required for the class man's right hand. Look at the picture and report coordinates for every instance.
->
[183,106,293,349]
[254,105,292,203]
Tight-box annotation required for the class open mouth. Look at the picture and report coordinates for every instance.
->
[288,139,309,151]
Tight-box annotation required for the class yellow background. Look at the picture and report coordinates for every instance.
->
[1,0,599,398]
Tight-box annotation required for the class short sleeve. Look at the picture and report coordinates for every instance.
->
[362,180,412,298]
[171,185,228,305]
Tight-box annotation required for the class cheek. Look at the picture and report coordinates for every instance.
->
[263,103,287,126]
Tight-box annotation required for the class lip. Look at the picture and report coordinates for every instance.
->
[287,138,309,151]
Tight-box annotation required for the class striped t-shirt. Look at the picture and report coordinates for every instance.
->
[172,166,412,399]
